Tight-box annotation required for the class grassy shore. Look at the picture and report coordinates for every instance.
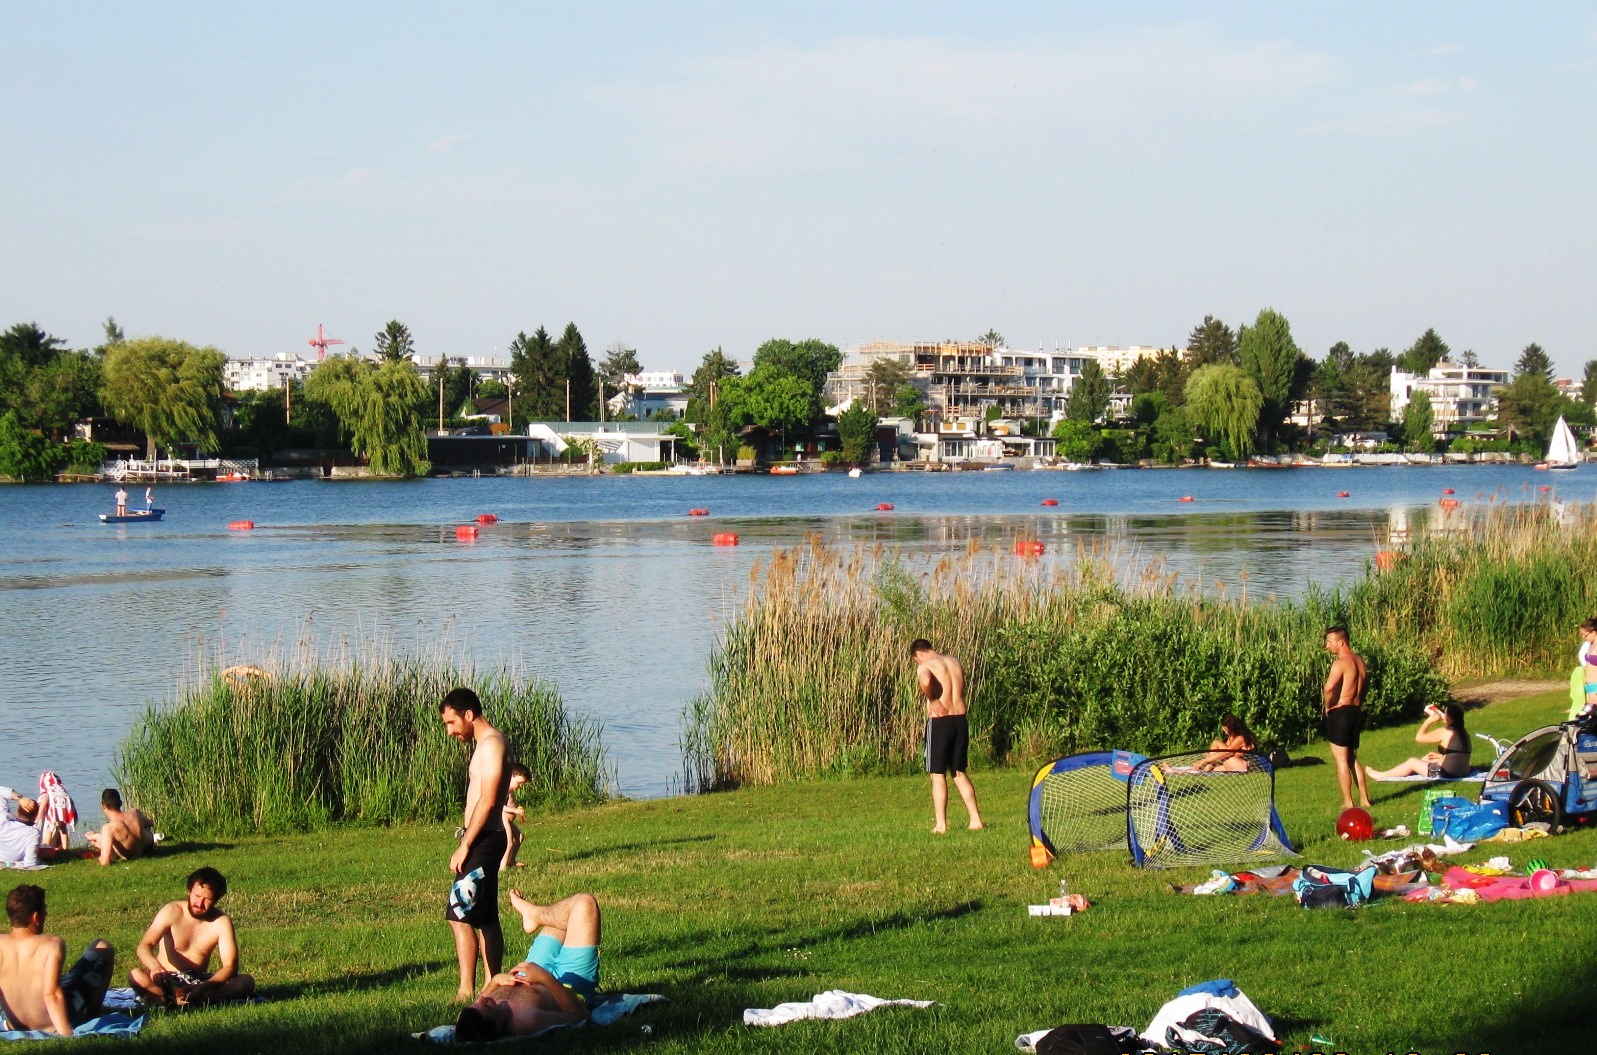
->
[29,688,1592,1054]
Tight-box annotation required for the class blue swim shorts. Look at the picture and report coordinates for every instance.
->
[527,933,600,1005]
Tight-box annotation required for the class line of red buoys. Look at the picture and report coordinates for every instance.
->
[712,532,739,546]
[875,503,894,511]
[1041,498,1059,507]
[227,520,254,531]
[456,524,479,540]
[1013,539,1045,557]
[688,508,709,516]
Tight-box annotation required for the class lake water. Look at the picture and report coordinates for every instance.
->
[0,464,1581,803]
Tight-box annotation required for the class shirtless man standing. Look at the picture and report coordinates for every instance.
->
[452,890,601,1042]
[128,867,255,1007]
[85,789,154,867]
[439,688,509,1002]
[0,885,114,1035]
[1323,626,1373,811]
[910,638,984,834]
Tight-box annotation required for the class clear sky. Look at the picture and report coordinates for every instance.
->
[3,2,1594,376]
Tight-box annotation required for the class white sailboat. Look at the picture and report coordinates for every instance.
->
[1546,415,1580,471]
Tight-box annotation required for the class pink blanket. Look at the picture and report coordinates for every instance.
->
[1440,866,1597,902]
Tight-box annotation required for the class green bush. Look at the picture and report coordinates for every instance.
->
[117,658,610,836]
[608,461,668,474]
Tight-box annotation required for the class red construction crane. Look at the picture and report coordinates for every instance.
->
[308,324,345,361]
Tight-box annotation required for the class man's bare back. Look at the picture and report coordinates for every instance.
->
[1324,652,1368,712]
[0,929,69,1033]
[88,791,154,867]
[916,651,967,718]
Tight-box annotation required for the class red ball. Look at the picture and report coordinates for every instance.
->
[1336,807,1374,841]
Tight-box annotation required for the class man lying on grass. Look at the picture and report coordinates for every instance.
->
[0,884,115,1035]
[128,866,255,1007]
[453,890,601,1042]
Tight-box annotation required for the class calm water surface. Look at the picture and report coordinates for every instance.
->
[0,464,1581,803]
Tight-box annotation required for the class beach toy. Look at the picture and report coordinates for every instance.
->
[1337,807,1374,841]
[875,503,894,511]
[1041,498,1059,507]
[1530,868,1559,892]
[1526,857,1550,874]
[227,520,254,531]
[455,525,478,540]
[1013,539,1045,557]
[475,513,498,524]
[712,532,739,546]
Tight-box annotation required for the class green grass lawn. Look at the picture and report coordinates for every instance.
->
[31,690,1594,1054]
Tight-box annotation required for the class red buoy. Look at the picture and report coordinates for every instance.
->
[1540,485,1551,492]
[1177,496,1194,503]
[475,513,498,524]
[1442,488,1455,495]
[712,532,739,546]
[875,503,894,511]
[456,524,479,540]
[227,520,254,531]
[1337,491,1350,498]
[1013,539,1045,557]
[1439,498,1460,510]
[688,508,709,516]
[1041,498,1059,507]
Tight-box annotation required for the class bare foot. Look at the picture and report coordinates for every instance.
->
[968,822,985,830]
[508,888,541,933]
[931,826,947,835]
[453,989,475,1004]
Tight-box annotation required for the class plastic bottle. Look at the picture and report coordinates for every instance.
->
[1058,876,1068,899]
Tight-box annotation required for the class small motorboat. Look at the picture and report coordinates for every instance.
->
[100,509,165,523]
[769,465,799,475]
[847,467,862,478]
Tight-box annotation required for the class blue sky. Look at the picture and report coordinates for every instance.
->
[3,2,1594,376]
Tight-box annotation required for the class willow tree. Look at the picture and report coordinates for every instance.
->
[304,356,431,476]
[1185,363,1262,461]
[100,336,226,457]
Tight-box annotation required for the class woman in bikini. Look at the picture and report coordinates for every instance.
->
[1194,715,1257,772]
[1365,703,1471,780]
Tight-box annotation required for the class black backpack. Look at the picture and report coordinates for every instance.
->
[1035,1024,1144,1055]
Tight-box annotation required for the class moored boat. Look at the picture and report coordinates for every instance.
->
[99,509,165,523]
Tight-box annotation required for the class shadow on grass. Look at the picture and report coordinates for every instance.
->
[543,834,717,865]
[1406,945,1595,1054]
[265,961,447,1001]
[154,840,237,857]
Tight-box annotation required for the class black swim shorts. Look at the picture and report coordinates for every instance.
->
[1324,706,1363,750]
[925,714,971,775]
[446,827,508,927]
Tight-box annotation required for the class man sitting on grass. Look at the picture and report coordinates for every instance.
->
[0,884,115,1035]
[453,890,601,1042]
[84,789,154,867]
[128,867,255,1007]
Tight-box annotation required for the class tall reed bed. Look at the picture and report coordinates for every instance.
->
[1350,498,1597,680]
[116,657,608,837]
[683,535,1448,791]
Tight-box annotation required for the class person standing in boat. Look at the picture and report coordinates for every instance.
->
[114,486,127,517]
[145,486,154,511]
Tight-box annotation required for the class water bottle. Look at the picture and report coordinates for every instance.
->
[1057,876,1068,899]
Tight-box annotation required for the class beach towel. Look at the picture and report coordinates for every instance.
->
[413,993,665,1044]
[1370,768,1485,782]
[1439,866,1597,903]
[744,990,936,1026]
[35,772,76,847]
[0,1013,145,1041]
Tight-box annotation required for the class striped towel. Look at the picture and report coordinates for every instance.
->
[36,773,76,846]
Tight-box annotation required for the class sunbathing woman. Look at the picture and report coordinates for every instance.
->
[1195,715,1256,772]
[1366,703,1471,780]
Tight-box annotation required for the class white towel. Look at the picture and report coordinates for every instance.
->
[743,990,936,1027]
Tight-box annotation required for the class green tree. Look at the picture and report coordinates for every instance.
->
[1049,418,1101,463]
[978,329,1004,348]
[477,379,508,399]
[1184,363,1262,461]
[436,355,476,420]
[1460,348,1481,369]
[0,323,65,423]
[598,343,642,392]
[742,367,813,440]
[558,323,595,420]
[1152,407,1198,463]
[1238,308,1302,450]
[1399,328,1451,375]
[1123,347,1189,408]
[864,358,913,415]
[751,338,842,422]
[1516,342,1555,382]
[0,409,66,481]
[685,347,742,424]
[509,327,565,420]
[96,317,126,354]
[1581,360,1597,406]
[1186,315,1238,368]
[100,336,226,456]
[892,382,927,422]
[1402,391,1436,452]
[836,401,878,466]
[372,320,416,363]
[1065,360,1111,423]
[303,356,431,476]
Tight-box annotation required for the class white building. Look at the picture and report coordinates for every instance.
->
[224,354,316,392]
[1390,364,1508,433]
[607,371,689,419]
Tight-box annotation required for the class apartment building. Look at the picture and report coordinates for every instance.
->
[1389,364,1508,432]
[224,353,316,392]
